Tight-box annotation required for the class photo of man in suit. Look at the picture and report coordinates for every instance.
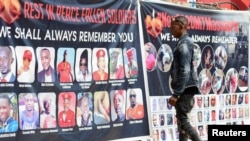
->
[0,46,16,82]
[37,48,56,82]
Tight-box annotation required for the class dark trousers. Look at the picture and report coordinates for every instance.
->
[175,87,201,141]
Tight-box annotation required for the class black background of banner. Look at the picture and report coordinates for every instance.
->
[0,0,149,141]
[140,1,248,96]
[0,0,249,141]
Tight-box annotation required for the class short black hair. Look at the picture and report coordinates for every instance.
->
[172,16,188,26]
[0,94,11,105]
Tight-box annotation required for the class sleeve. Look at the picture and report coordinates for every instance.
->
[173,44,191,95]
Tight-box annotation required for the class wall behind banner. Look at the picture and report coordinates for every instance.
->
[0,0,150,141]
[139,1,250,141]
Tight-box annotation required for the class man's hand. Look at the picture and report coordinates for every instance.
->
[168,95,179,106]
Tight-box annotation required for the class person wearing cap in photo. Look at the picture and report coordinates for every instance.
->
[57,50,74,82]
[92,48,108,81]
[168,16,201,141]
[124,48,138,79]
[58,92,75,127]
[126,89,144,120]
[37,48,56,83]
[0,46,15,82]
[76,49,92,82]
[109,49,124,80]
[17,49,35,83]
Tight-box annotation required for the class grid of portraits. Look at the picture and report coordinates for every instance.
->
[0,46,140,83]
[0,88,145,133]
[150,93,250,141]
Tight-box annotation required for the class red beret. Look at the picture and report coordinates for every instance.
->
[62,93,71,100]
[23,50,32,61]
[96,49,105,58]
[126,48,133,57]
[114,90,124,99]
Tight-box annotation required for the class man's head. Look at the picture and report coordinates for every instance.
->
[0,46,13,75]
[210,96,216,106]
[113,90,124,116]
[211,110,216,119]
[232,108,236,118]
[96,49,106,70]
[160,114,165,125]
[238,94,243,104]
[204,96,209,107]
[24,93,35,111]
[81,93,90,119]
[219,109,224,119]
[158,98,165,110]
[197,96,202,107]
[245,94,249,104]
[43,97,51,114]
[40,48,51,71]
[160,129,166,140]
[152,98,157,111]
[198,111,202,121]
[23,50,32,69]
[23,50,32,62]
[62,93,71,112]
[198,125,204,132]
[171,16,188,38]
[153,129,159,140]
[0,94,11,122]
[152,114,157,126]
[126,48,134,62]
[129,89,137,108]
[110,50,119,72]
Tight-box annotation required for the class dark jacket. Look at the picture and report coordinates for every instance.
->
[37,66,56,82]
[170,33,197,96]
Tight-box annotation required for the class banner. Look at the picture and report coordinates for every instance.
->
[0,0,149,141]
[139,0,249,141]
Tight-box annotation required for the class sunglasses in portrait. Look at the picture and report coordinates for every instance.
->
[80,62,87,66]
[130,94,136,98]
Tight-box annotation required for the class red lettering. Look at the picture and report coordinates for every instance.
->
[45,4,55,20]
[158,12,171,28]
[56,5,80,22]
[23,2,44,19]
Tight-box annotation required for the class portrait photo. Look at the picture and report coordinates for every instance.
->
[75,48,92,82]
[18,93,39,130]
[76,92,93,127]
[126,88,144,120]
[0,93,18,133]
[0,46,16,82]
[36,47,56,83]
[38,92,57,129]
[56,48,75,83]
[15,46,35,83]
[58,92,76,128]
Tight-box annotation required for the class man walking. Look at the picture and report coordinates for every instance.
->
[168,16,201,141]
